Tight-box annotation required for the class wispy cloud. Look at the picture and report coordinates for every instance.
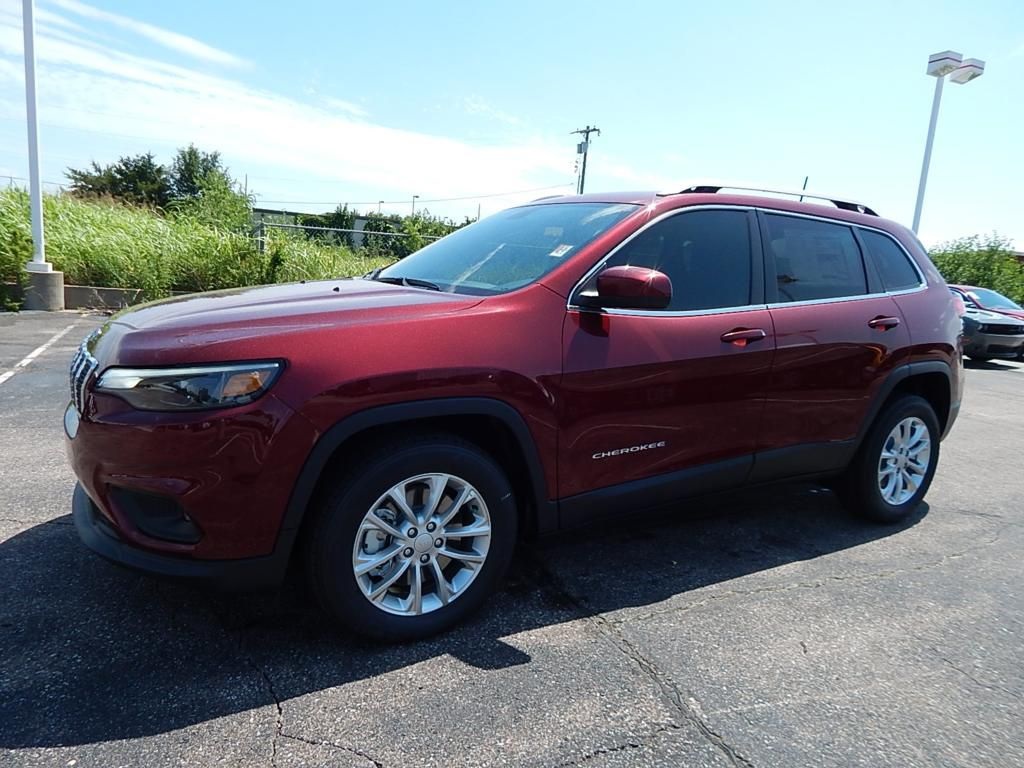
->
[47,0,249,68]
[0,16,573,209]
[322,97,368,119]
[462,95,524,127]
[0,3,664,215]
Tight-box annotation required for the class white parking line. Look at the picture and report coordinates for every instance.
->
[0,323,78,387]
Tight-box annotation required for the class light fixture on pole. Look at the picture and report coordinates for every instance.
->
[912,50,985,233]
[411,194,419,216]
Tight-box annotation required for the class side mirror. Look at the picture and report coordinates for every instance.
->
[578,265,672,310]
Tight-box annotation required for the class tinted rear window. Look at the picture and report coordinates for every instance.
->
[860,230,922,291]
[765,215,867,302]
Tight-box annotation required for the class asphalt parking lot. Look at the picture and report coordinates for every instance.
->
[1,310,1022,768]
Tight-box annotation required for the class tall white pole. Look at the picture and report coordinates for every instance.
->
[22,0,49,272]
[912,75,945,234]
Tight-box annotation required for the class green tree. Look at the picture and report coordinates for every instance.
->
[169,172,253,232]
[66,152,170,207]
[170,144,225,200]
[929,234,1024,304]
[298,204,357,247]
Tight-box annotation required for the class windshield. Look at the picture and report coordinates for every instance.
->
[970,288,1022,310]
[375,202,640,295]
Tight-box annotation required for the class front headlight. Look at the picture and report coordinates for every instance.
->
[95,361,283,411]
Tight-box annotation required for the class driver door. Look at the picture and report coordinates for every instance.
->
[557,207,775,523]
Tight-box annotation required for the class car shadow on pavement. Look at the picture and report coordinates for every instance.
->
[0,482,926,749]
[963,359,1019,370]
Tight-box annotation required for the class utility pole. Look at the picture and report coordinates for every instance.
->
[571,125,600,194]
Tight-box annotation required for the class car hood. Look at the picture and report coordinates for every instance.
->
[94,279,483,366]
[986,308,1024,321]
[963,308,1017,324]
[111,279,481,331]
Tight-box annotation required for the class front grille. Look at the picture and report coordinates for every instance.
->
[979,323,1024,335]
[69,335,99,413]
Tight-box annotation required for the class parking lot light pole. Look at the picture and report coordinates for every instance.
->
[912,51,985,234]
[411,195,419,216]
[21,0,63,310]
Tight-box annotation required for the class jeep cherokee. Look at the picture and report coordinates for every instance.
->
[66,184,964,641]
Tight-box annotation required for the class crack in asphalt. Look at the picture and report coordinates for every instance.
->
[195,595,286,768]
[607,530,1004,627]
[528,555,754,768]
[251,658,284,767]
[930,648,1023,701]
[550,723,684,767]
[279,732,385,768]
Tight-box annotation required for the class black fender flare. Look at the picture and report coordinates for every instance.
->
[854,360,954,451]
[273,397,554,562]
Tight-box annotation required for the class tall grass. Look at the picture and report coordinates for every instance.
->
[0,189,390,302]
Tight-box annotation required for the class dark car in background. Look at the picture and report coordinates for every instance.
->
[950,285,1024,360]
[957,304,1024,361]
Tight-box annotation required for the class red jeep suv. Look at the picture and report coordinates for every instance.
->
[66,184,963,640]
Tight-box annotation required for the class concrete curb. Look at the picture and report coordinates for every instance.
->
[3,282,145,310]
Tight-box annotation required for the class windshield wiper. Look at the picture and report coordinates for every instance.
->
[372,275,442,291]
[363,264,395,280]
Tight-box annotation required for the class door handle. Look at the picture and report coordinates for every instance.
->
[868,316,901,330]
[720,328,767,347]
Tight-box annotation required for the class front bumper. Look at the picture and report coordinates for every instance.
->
[964,332,1024,359]
[73,483,288,589]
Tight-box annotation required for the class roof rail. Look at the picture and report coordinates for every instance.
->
[670,182,878,217]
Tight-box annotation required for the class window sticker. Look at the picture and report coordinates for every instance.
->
[549,244,573,258]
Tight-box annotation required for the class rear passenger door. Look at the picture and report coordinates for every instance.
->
[753,212,911,479]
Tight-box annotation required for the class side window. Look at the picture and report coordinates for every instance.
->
[596,209,752,311]
[860,230,922,291]
[765,215,867,303]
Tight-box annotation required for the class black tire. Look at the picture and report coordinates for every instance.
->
[837,395,940,523]
[304,434,517,642]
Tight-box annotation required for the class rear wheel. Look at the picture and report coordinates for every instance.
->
[304,435,516,641]
[837,395,940,523]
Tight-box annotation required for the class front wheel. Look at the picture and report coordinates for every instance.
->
[837,395,940,523]
[304,435,517,641]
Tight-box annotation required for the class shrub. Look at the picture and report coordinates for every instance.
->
[929,234,1023,305]
[0,189,392,306]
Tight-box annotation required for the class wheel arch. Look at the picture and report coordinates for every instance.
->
[857,362,954,451]
[274,398,555,566]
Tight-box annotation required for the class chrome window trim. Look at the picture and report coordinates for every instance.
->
[602,303,770,318]
[566,204,929,317]
[766,292,889,310]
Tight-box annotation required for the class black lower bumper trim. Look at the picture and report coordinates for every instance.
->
[72,483,289,590]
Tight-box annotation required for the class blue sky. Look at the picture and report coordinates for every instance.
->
[0,0,1021,246]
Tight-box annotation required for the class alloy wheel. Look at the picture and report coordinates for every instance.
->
[877,416,931,506]
[352,473,491,616]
